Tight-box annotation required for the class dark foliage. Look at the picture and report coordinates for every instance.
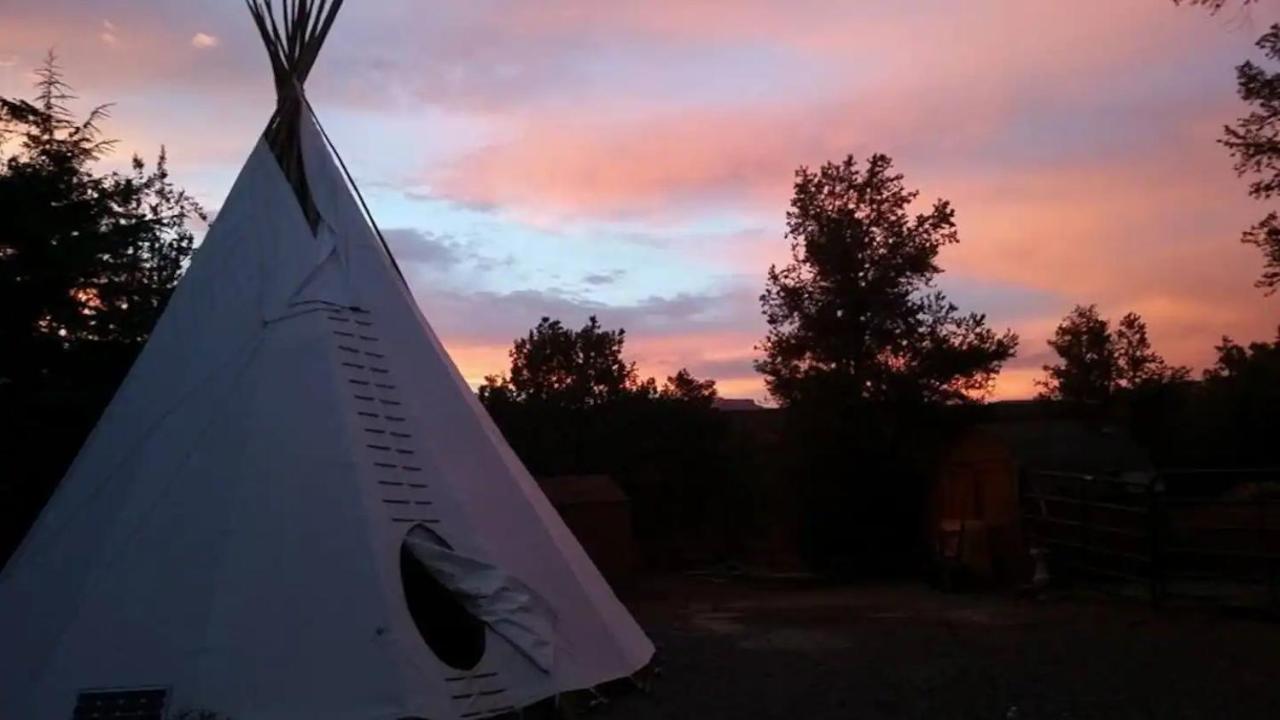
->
[1036,306,1193,460]
[1221,24,1280,292]
[480,316,645,411]
[479,317,742,566]
[1175,1,1280,291]
[0,57,203,567]
[1,55,202,379]
[1173,0,1258,13]
[756,153,1018,407]
[1156,329,1280,467]
[659,367,718,406]
[1038,305,1189,403]
[1035,309,1280,469]
[754,154,1017,573]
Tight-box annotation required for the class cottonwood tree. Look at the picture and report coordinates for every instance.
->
[755,153,1017,571]
[1038,305,1115,403]
[755,153,1018,408]
[1038,305,1189,402]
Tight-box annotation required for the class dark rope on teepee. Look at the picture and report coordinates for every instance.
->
[300,93,410,289]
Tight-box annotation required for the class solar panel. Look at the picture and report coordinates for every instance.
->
[72,688,168,720]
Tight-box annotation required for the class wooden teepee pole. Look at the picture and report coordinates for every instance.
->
[247,0,345,232]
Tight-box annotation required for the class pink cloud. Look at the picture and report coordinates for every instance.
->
[425,2,1258,222]
[9,0,1280,403]
[427,82,1021,223]
[191,32,220,50]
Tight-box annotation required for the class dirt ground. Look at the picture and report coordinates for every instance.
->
[594,575,1280,720]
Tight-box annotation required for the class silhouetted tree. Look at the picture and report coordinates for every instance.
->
[756,153,1018,408]
[479,316,646,408]
[1195,329,1280,463]
[479,317,730,566]
[1115,313,1190,389]
[754,154,1016,573]
[1174,1,1279,290]
[1149,327,1280,467]
[0,56,204,567]
[1173,0,1257,12]
[1039,305,1188,402]
[659,368,718,406]
[1039,306,1115,403]
[1,55,203,383]
[1208,330,1280,380]
[1220,24,1280,292]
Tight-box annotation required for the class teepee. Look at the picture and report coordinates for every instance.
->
[0,2,653,718]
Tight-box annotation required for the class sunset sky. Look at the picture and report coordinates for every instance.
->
[4,1,1279,401]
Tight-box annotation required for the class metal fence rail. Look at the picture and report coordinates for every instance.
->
[1021,469,1280,609]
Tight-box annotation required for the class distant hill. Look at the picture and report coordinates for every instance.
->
[713,398,767,412]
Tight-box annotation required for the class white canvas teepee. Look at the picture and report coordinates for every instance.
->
[0,2,653,718]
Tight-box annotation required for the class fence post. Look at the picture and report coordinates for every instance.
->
[1148,476,1164,608]
[1080,474,1090,575]
[1264,500,1277,611]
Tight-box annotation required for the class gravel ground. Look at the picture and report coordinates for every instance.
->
[594,577,1280,720]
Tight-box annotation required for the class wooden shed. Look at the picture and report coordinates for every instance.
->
[536,475,637,582]
[931,419,1151,583]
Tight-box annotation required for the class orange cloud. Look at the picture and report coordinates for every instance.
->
[442,343,512,388]
[991,367,1044,401]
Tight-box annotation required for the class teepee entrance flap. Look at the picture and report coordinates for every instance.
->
[404,525,558,673]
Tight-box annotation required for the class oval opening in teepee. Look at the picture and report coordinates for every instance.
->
[399,525,487,670]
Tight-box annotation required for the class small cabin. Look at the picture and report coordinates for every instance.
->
[931,419,1151,583]
[536,475,637,582]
